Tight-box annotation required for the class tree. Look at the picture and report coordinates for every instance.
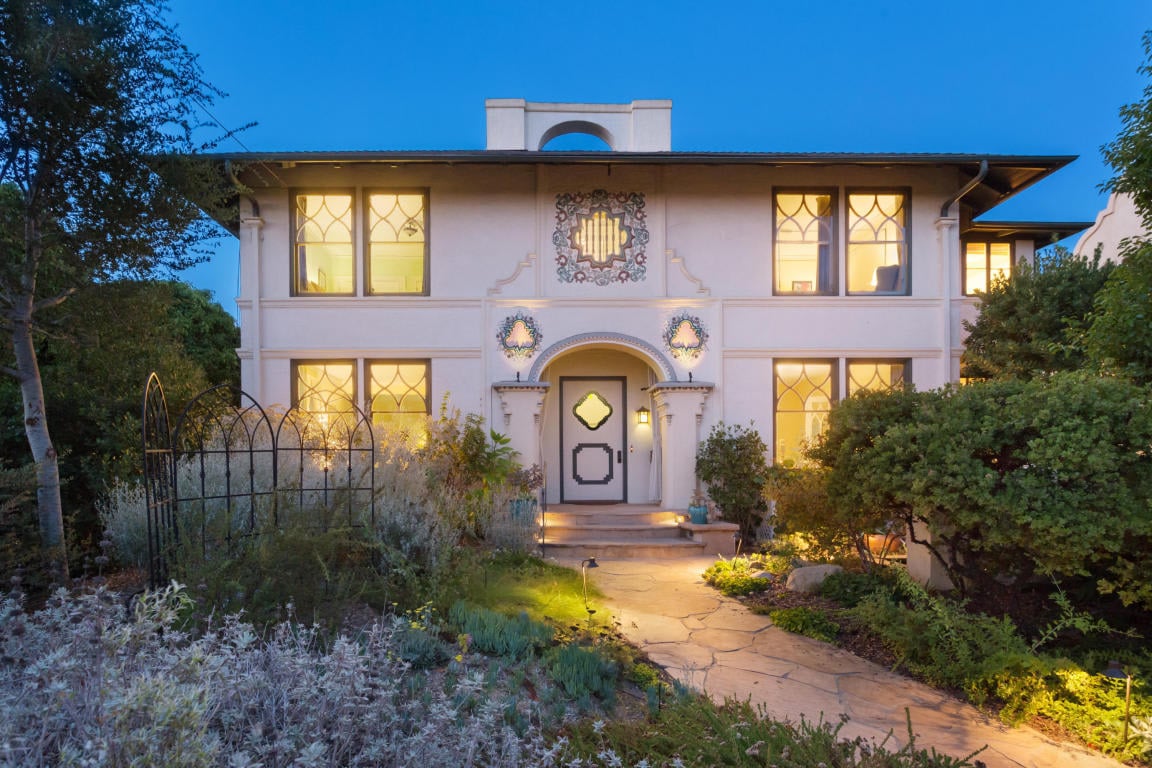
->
[1102,30,1152,232]
[0,0,231,575]
[1084,241,1152,383]
[960,246,1113,380]
[810,375,1152,607]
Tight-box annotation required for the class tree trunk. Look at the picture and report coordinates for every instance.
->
[9,292,69,581]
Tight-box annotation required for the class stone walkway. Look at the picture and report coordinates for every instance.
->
[569,555,1125,768]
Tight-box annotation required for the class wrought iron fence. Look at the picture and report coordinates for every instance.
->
[141,373,375,587]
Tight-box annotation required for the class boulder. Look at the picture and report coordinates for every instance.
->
[785,564,843,593]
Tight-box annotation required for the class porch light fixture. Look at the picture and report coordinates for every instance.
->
[636,406,650,425]
[580,557,599,614]
[1104,660,1133,745]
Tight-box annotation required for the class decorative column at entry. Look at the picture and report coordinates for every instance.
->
[649,382,713,509]
[492,382,551,471]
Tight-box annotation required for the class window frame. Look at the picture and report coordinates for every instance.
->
[364,188,431,297]
[846,358,911,397]
[290,189,358,297]
[845,187,911,296]
[773,358,839,466]
[772,187,838,296]
[961,239,1014,296]
[364,358,432,426]
[291,359,359,415]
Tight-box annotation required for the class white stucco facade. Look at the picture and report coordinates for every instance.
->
[225,100,1081,511]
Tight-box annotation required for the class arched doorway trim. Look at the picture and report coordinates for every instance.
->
[528,331,677,382]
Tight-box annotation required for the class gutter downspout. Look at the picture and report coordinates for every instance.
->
[225,159,262,399]
[938,159,988,384]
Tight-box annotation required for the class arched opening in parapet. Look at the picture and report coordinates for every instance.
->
[539,120,615,151]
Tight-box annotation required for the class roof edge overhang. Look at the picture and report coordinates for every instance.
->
[207,150,1077,233]
[964,219,1094,248]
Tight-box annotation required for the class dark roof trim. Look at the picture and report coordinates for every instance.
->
[965,220,1093,247]
[211,149,1076,167]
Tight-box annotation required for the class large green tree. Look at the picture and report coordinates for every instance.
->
[960,246,1113,380]
[809,375,1152,607]
[0,0,230,575]
[1102,30,1152,231]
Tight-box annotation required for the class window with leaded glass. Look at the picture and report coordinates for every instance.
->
[774,360,836,465]
[774,191,835,295]
[963,241,1012,295]
[293,192,355,295]
[847,360,908,397]
[292,361,356,425]
[367,360,430,434]
[367,191,427,295]
[847,191,908,295]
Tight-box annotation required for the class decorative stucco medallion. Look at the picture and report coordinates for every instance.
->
[663,312,708,361]
[553,189,649,285]
[497,311,542,359]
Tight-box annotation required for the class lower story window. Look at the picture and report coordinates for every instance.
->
[293,361,356,426]
[368,360,430,434]
[847,360,908,396]
[774,360,836,466]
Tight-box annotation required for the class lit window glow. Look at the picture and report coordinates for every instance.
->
[573,210,630,265]
[847,361,907,396]
[368,192,427,294]
[775,192,834,294]
[964,242,1012,295]
[295,362,356,423]
[775,361,835,465]
[368,361,429,436]
[294,194,354,294]
[848,192,907,294]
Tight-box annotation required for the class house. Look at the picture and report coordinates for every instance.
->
[215,99,1088,573]
[1075,192,1149,261]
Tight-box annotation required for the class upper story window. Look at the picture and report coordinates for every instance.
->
[963,241,1012,295]
[774,191,836,295]
[847,191,908,295]
[368,191,428,295]
[291,189,429,296]
[293,192,355,295]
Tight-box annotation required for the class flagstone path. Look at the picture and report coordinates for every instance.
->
[568,555,1126,768]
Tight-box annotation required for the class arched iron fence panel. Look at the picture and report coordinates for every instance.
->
[142,373,175,587]
[275,401,376,530]
[142,375,378,588]
[170,385,277,567]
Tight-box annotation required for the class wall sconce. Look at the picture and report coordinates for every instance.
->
[636,406,650,425]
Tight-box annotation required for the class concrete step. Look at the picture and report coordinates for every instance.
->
[543,522,683,542]
[542,538,706,560]
[541,509,680,527]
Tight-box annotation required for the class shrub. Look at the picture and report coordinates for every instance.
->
[695,422,769,541]
[448,600,554,659]
[769,606,839,642]
[764,464,863,563]
[702,556,773,596]
[546,643,618,708]
[818,570,893,608]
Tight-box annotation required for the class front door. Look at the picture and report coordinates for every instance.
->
[560,377,626,503]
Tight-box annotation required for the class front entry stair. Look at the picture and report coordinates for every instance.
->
[540,504,738,560]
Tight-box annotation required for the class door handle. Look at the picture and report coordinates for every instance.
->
[617,450,622,464]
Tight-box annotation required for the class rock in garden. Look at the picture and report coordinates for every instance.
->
[785,565,843,593]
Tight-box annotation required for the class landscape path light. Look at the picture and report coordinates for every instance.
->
[580,557,599,615]
[1104,660,1133,745]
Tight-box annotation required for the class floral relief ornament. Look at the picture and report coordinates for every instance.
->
[498,311,542,359]
[553,189,649,285]
[663,312,708,361]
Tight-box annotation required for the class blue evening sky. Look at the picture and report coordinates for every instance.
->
[168,1,1152,314]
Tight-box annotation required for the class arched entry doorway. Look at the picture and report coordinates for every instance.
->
[494,332,710,510]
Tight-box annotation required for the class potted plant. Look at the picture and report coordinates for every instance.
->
[687,490,709,524]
